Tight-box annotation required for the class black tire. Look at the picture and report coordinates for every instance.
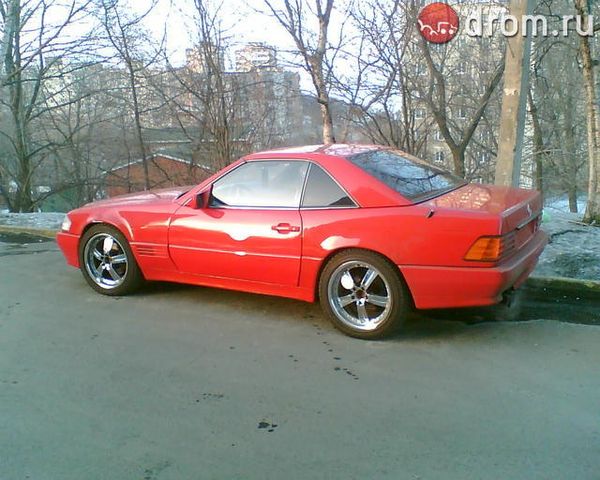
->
[78,224,143,296]
[318,249,410,339]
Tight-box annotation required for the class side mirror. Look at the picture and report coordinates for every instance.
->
[194,188,211,209]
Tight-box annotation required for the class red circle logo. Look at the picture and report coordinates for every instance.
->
[417,2,459,44]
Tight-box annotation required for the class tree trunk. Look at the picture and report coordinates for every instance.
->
[495,0,532,187]
[14,148,33,212]
[563,95,578,213]
[568,186,578,213]
[527,89,544,193]
[128,67,150,191]
[575,0,600,223]
[0,170,13,211]
[320,102,335,144]
[4,0,34,212]
[450,146,466,178]
[311,61,335,144]
[263,1,336,145]
[12,90,34,212]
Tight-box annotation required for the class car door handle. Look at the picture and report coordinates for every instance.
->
[272,223,300,234]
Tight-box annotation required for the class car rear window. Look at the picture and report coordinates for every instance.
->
[348,150,466,201]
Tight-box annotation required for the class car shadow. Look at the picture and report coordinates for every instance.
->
[136,280,327,322]
[127,280,600,344]
[134,281,515,340]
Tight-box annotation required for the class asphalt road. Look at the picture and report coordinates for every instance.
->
[1,234,599,480]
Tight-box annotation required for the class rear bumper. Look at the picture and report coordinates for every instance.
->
[56,232,80,268]
[401,229,548,309]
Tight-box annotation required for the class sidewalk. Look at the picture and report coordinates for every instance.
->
[0,211,64,237]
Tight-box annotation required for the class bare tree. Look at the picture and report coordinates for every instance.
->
[262,0,337,143]
[335,0,427,154]
[415,28,505,177]
[160,0,295,170]
[39,63,129,206]
[162,0,242,170]
[524,1,588,212]
[0,0,93,211]
[574,0,599,223]
[527,88,546,194]
[96,0,162,191]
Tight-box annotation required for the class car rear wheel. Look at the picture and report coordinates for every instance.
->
[79,225,143,296]
[319,250,409,339]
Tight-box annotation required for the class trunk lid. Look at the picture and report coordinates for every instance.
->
[430,183,543,251]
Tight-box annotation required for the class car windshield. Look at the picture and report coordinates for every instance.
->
[348,149,466,201]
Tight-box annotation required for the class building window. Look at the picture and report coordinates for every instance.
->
[435,130,444,141]
[435,151,445,163]
[457,107,467,119]
[415,108,426,119]
[457,62,467,74]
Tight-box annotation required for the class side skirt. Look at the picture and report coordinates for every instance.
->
[141,268,315,303]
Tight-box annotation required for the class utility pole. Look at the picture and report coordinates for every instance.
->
[495,0,533,187]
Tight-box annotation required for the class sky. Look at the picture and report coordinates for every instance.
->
[144,1,297,65]
[140,0,343,92]
[35,0,354,94]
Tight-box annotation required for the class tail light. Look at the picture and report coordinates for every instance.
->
[464,233,515,262]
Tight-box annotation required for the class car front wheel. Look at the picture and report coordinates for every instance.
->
[79,225,143,296]
[319,250,409,339]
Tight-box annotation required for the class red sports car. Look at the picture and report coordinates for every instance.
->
[57,144,547,339]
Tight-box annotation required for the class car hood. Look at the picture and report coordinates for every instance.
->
[86,186,191,208]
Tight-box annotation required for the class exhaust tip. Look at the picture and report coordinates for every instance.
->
[502,288,516,308]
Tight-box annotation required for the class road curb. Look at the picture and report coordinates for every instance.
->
[0,225,58,239]
[525,276,600,298]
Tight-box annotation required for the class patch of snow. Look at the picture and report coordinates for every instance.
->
[545,195,587,214]
[0,212,64,230]
[536,208,600,281]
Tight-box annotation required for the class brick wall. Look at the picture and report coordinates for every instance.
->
[105,155,211,197]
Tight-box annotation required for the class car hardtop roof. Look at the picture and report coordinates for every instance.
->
[243,144,436,174]
[244,143,385,160]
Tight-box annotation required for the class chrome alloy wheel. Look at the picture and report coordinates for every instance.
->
[83,233,129,290]
[327,260,393,331]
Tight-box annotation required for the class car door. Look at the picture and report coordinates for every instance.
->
[168,160,308,286]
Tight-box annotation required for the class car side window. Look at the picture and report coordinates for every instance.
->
[301,164,355,208]
[210,160,309,208]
